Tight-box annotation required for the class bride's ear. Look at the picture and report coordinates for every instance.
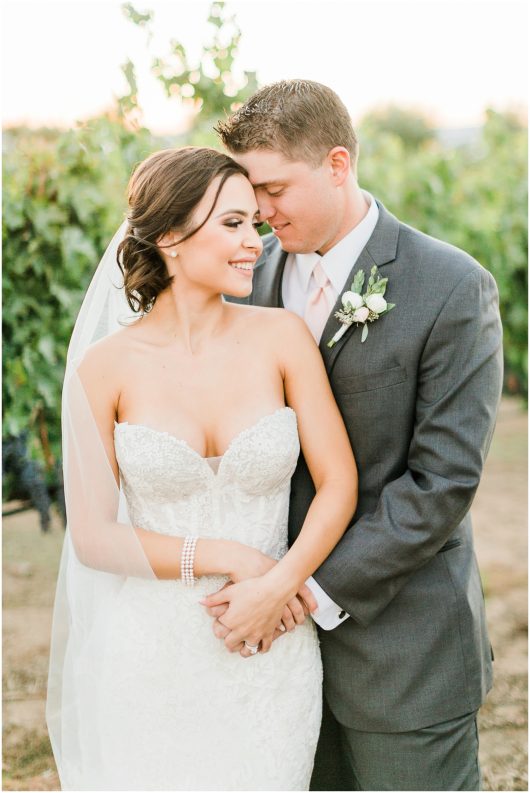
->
[157,231,181,260]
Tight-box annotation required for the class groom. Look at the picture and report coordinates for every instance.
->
[204,80,503,790]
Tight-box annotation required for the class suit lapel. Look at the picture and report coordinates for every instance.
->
[320,202,401,371]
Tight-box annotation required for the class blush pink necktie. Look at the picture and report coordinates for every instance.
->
[304,260,336,343]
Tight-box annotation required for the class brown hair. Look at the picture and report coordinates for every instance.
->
[117,147,248,313]
[216,79,358,168]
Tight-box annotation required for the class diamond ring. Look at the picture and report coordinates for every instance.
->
[244,641,260,655]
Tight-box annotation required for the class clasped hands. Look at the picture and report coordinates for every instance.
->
[200,546,317,659]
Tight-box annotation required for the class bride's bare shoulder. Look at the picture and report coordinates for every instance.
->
[229,304,314,355]
[76,325,138,382]
[241,305,311,339]
[229,303,305,330]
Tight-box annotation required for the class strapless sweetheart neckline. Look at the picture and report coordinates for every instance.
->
[114,407,296,473]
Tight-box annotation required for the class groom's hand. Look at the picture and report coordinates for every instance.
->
[297,582,318,615]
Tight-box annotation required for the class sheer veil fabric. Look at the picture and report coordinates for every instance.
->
[46,222,156,789]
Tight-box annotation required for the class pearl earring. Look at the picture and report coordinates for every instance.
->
[170,251,177,258]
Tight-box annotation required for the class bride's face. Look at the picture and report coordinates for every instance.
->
[167,173,263,299]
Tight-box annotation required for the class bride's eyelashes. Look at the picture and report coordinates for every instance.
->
[224,220,264,230]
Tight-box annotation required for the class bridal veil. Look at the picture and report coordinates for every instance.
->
[46,221,156,789]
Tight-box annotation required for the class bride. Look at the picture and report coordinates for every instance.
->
[47,146,357,791]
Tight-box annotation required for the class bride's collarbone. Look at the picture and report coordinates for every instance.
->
[118,341,283,400]
[123,311,274,358]
[124,342,273,379]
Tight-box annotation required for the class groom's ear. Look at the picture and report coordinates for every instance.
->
[327,147,352,186]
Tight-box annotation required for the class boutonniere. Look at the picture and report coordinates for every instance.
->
[327,266,396,347]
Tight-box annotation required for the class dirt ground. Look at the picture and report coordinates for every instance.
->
[2,397,527,791]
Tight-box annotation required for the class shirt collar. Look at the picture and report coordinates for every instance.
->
[294,191,379,294]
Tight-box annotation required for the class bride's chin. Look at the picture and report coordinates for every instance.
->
[223,281,253,299]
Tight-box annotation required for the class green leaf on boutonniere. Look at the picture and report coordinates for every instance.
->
[385,303,396,312]
[351,270,365,294]
[361,323,369,343]
[370,277,388,295]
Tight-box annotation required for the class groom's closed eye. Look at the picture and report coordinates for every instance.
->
[253,182,286,197]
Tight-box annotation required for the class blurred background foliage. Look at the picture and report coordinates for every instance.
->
[2,1,527,509]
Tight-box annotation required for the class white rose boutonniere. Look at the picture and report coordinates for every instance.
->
[341,291,364,310]
[327,266,396,347]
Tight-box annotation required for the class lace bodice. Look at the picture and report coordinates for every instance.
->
[114,407,300,562]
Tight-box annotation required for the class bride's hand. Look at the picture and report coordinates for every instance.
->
[228,543,278,583]
[219,547,294,634]
[212,544,308,634]
[202,577,286,653]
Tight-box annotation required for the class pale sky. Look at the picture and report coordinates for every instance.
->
[2,0,528,132]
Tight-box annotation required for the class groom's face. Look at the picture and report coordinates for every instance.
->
[233,149,343,255]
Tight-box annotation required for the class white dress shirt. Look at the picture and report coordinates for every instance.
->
[282,192,379,630]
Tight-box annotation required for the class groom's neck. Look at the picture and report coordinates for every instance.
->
[317,179,370,255]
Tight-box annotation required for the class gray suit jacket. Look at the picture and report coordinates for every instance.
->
[231,200,503,732]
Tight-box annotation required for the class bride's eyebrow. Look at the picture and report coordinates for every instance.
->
[215,209,259,218]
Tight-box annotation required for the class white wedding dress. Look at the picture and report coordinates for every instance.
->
[90,407,322,791]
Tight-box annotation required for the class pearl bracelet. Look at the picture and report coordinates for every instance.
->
[181,536,198,587]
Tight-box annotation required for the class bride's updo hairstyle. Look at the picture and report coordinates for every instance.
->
[117,147,248,313]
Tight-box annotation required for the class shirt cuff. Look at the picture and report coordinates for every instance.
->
[305,576,350,630]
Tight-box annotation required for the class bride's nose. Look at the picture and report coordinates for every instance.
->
[243,226,263,254]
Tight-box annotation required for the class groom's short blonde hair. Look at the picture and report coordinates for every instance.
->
[216,79,359,169]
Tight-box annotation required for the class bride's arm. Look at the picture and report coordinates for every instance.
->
[131,528,260,581]
[202,312,358,649]
[68,341,272,581]
[268,312,358,593]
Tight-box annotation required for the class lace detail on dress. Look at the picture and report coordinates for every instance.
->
[88,408,322,791]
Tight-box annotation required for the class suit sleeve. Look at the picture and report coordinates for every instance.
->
[313,265,503,627]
